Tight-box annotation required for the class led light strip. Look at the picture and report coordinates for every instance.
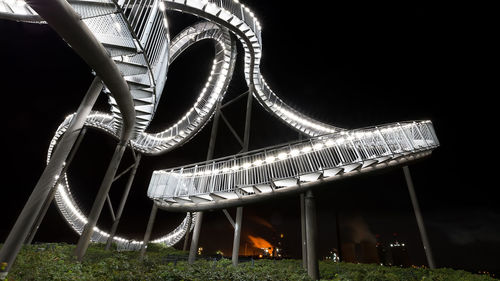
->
[47,22,235,248]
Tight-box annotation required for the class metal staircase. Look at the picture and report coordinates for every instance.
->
[1,0,440,250]
[1,0,169,135]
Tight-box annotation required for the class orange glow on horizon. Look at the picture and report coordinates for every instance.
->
[248,235,273,255]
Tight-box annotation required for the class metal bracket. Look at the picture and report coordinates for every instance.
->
[222,209,235,229]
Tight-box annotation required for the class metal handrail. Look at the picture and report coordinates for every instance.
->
[148,120,438,200]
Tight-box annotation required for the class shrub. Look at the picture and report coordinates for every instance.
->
[4,243,497,281]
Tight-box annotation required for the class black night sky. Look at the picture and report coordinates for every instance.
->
[1,1,497,276]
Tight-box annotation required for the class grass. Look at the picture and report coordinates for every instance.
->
[0,243,496,280]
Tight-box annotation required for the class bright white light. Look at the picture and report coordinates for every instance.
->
[242,162,251,169]
[163,18,168,28]
[253,159,263,166]
[313,143,323,150]
[222,167,230,173]
[336,138,345,145]
[301,146,312,153]
[158,1,166,11]
[231,165,240,171]
[278,152,287,160]
[290,149,300,156]
[325,139,335,146]
[265,156,275,163]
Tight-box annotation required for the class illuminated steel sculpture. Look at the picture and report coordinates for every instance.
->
[0,0,439,278]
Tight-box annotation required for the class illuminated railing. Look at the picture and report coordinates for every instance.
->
[148,121,438,201]
[3,0,440,248]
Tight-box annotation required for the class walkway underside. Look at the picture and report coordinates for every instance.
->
[1,0,440,250]
[149,121,439,212]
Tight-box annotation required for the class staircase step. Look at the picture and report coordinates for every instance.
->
[103,44,136,57]
[68,1,116,19]
[299,172,322,182]
[125,73,152,87]
[254,185,273,193]
[323,168,343,177]
[273,178,298,187]
[114,60,148,76]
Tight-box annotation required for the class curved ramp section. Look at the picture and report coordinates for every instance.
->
[47,21,236,249]
[162,0,344,136]
[1,0,170,135]
[148,121,439,211]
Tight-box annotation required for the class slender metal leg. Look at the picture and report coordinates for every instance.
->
[182,212,192,252]
[242,85,253,152]
[187,101,222,263]
[403,166,436,269]
[25,127,88,245]
[0,77,102,274]
[231,207,243,266]
[300,193,307,269]
[140,204,158,258]
[305,190,319,280]
[188,212,203,264]
[74,141,127,261]
[105,154,142,250]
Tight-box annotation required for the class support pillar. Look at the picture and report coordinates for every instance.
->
[403,166,436,269]
[305,190,319,280]
[182,212,192,252]
[74,141,127,261]
[231,207,243,266]
[25,127,88,245]
[105,153,142,250]
[0,77,102,274]
[242,84,253,152]
[188,212,203,264]
[229,86,253,265]
[188,100,222,263]
[140,203,158,258]
[300,193,307,269]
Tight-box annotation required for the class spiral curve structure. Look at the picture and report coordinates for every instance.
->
[0,0,439,250]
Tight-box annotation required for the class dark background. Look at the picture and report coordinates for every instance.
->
[1,1,496,276]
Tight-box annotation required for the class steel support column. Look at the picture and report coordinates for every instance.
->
[229,87,253,265]
[140,203,158,258]
[242,85,253,152]
[0,77,102,274]
[188,100,222,263]
[305,190,319,280]
[188,212,203,264]
[182,212,193,252]
[231,207,243,266]
[300,193,307,269]
[25,127,88,245]
[403,166,436,269]
[106,154,142,250]
[74,141,127,261]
